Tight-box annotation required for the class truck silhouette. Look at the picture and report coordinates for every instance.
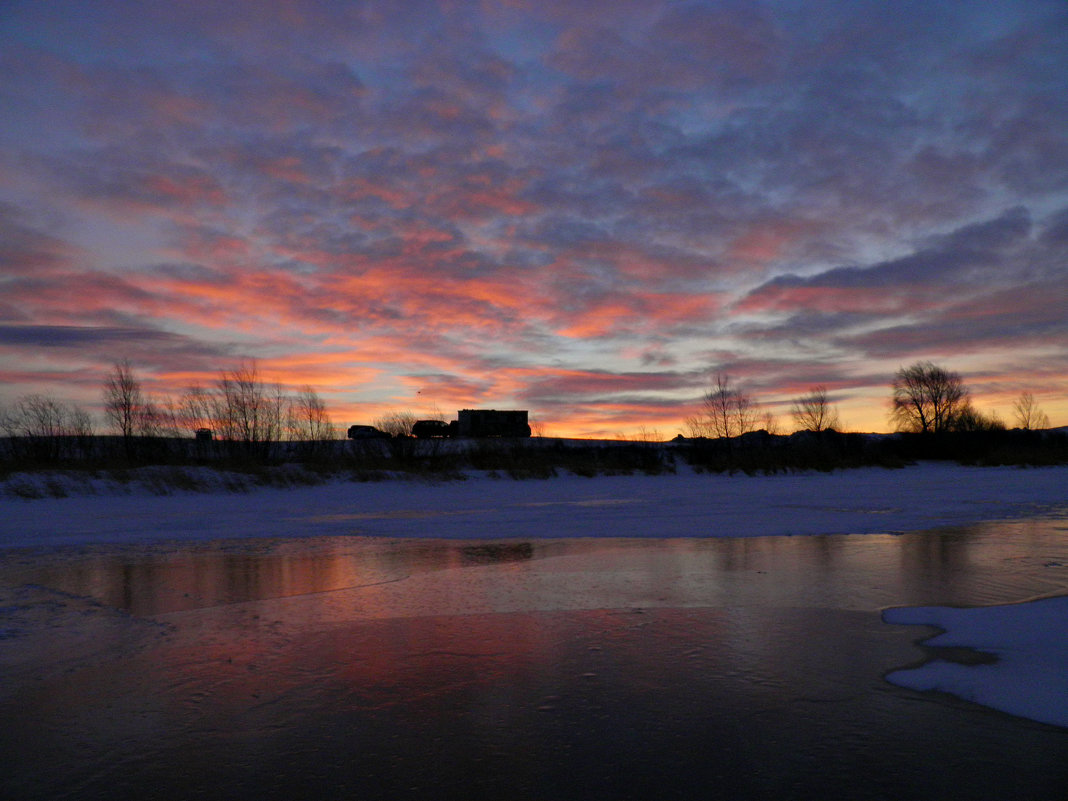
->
[456,409,530,438]
[410,409,531,438]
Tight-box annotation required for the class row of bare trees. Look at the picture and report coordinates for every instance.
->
[0,360,336,465]
[889,361,1052,434]
[0,394,96,462]
[685,374,841,439]
[100,360,335,455]
[687,363,1053,439]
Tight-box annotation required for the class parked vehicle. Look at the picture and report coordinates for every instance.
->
[411,419,451,438]
[456,409,531,438]
[407,410,532,438]
[347,425,390,440]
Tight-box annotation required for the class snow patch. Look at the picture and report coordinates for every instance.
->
[884,597,1068,727]
[1,463,1066,549]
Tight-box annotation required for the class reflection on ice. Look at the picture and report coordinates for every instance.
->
[884,596,1068,727]
[3,518,1067,619]
[2,516,1068,800]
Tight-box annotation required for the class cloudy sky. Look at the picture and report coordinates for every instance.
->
[2,0,1066,437]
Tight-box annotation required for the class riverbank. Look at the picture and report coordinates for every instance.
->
[2,462,1066,549]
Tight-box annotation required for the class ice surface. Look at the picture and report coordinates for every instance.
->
[884,597,1068,727]
[1,462,1066,549]
[2,473,1067,798]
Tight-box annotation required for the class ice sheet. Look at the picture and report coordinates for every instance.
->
[3,509,1068,798]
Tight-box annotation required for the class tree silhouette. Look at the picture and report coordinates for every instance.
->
[374,411,417,438]
[791,385,840,432]
[214,360,289,457]
[952,402,1004,432]
[1,393,93,462]
[687,373,759,438]
[890,361,969,433]
[103,360,144,439]
[291,386,334,442]
[178,384,214,436]
[1013,391,1050,430]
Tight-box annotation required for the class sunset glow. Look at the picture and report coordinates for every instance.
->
[1,1,1066,438]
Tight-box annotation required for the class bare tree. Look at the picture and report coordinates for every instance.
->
[178,384,214,435]
[374,410,417,438]
[528,413,545,438]
[103,359,146,442]
[3,394,91,439]
[632,425,664,443]
[1013,391,1050,430]
[791,385,841,433]
[290,386,334,442]
[69,406,94,441]
[890,361,969,434]
[690,373,760,439]
[1,394,93,462]
[150,395,185,438]
[214,360,289,457]
[953,403,1005,432]
[683,414,705,438]
[761,410,781,436]
[101,360,181,462]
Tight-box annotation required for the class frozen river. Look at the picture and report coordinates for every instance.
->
[2,512,1068,799]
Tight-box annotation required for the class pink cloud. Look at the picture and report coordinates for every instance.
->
[735,284,938,316]
[553,292,720,338]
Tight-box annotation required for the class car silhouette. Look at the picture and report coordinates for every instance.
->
[347,425,390,440]
[411,419,452,438]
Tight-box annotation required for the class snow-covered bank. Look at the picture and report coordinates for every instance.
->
[884,598,1068,728]
[1,462,1065,549]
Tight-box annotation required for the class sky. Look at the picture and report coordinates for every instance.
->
[1,0,1066,438]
